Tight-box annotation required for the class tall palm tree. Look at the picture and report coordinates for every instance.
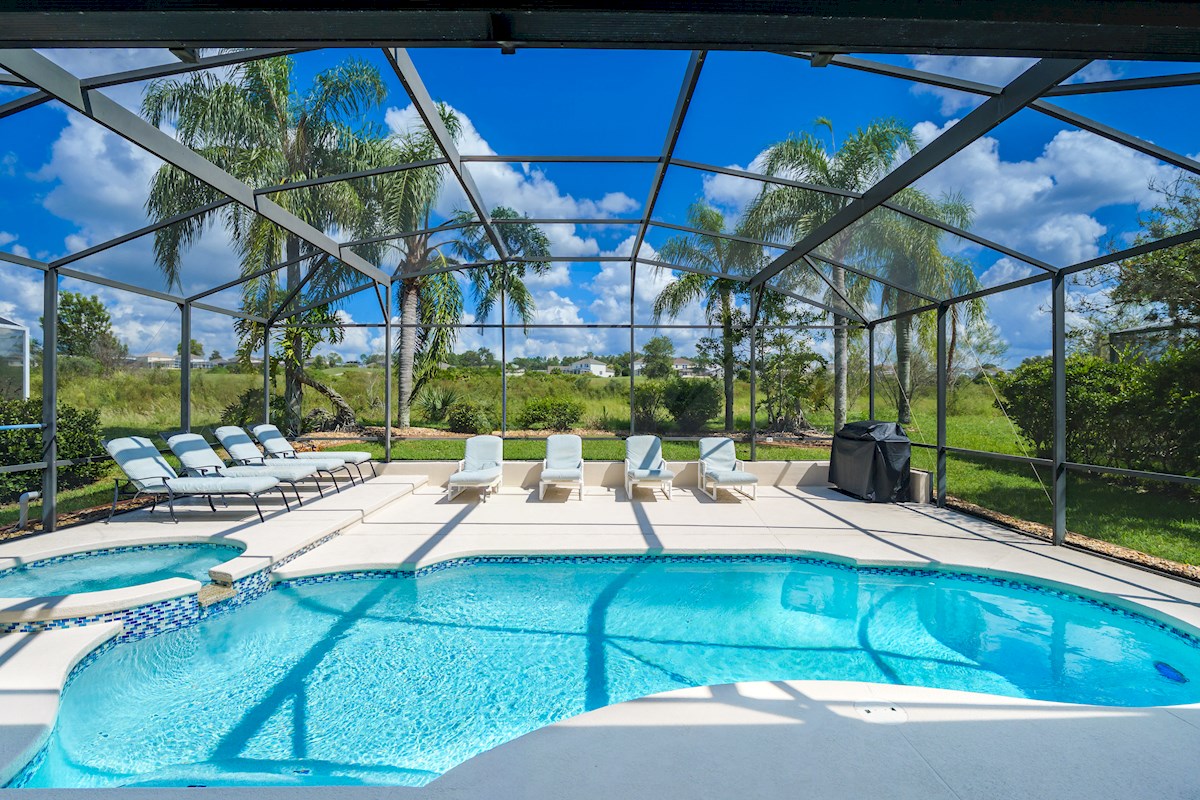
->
[743,118,917,432]
[377,107,466,429]
[142,55,388,433]
[862,195,981,423]
[449,206,553,330]
[653,203,756,431]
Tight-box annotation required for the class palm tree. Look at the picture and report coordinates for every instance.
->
[743,118,917,432]
[377,108,466,429]
[449,206,553,329]
[862,196,981,423]
[142,55,388,433]
[653,203,756,432]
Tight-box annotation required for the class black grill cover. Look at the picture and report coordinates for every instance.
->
[828,420,911,502]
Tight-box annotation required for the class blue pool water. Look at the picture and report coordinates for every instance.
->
[0,544,241,598]
[15,556,1200,788]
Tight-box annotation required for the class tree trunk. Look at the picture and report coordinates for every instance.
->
[947,305,959,380]
[299,373,358,430]
[831,263,848,433]
[720,287,735,432]
[896,313,913,424]
[283,235,303,435]
[397,278,419,428]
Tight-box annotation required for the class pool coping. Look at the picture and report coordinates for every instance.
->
[3,485,1200,795]
[0,474,427,625]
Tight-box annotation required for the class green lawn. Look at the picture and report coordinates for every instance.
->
[4,368,1196,568]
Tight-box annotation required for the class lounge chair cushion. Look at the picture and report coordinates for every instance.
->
[145,476,279,495]
[448,466,502,486]
[541,466,583,481]
[104,436,178,490]
[213,426,266,464]
[463,435,503,472]
[699,437,738,472]
[625,435,666,472]
[705,469,758,486]
[164,432,227,474]
[293,450,373,466]
[628,467,676,481]
[218,463,318,481]
[268,455,346,473]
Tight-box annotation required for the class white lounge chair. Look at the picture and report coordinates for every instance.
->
[103,436,284,523]
[215,425,351,492]
[698,437,758,500]
[250,423,375,482]
[539,434,584,500]
[162,430,328,506]
[448,435,503,501]
[624,435,675,501]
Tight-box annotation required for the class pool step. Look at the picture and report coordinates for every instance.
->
[198,582,236,607]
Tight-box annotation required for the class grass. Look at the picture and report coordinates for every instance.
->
[5,367,1196,568]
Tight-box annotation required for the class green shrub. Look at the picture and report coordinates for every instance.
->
[446,400,494,434]
[996,343,1200,475]
[632,381,665,431]
[415,384,462,424]
[0,398,107,502]
[663,378,722,431]
[515,396,585,431]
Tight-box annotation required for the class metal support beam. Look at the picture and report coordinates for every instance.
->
[384,282,393,462]
[802,255,869,324]
[266,255,326,326]
[936,304,948,507]
[384,48,508,261]
[0,49,389,286]
[180,301,191,431]
[262,326,271,424]
[670,158,1055,273]
[868,323,876,420]
[1051,271,1067,545]
[51,199,232,269]
[188,250,319,302]
[629,262,636,436]
[629,51,706,275]
[749,320,757,461]
[749,58,1087,289]
[1044,71,1200,96]
[41,269,57,532]
[500,283,507,435]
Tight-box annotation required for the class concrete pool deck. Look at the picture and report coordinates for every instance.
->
[2,473,1200,798]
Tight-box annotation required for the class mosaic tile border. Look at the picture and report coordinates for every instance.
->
[0,542,242,576]
[282,553,1200,649]
[0,532,342,640]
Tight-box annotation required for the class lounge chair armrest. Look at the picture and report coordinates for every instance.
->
[735,459,746,470]
[457,459,466,471]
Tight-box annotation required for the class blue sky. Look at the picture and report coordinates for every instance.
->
[0,48,1193,368]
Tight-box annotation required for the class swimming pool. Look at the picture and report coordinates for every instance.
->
[0,543,242,598]
[14,555,1200,788]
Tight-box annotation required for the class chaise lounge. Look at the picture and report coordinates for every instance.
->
[539,434,585,500]
[162,430,327,507]
[103,436,284,523]
[214,426,351,492]
[448,435,503,501]
[250,424,375,482]
[698,436,758,500]
[624,435,675,501]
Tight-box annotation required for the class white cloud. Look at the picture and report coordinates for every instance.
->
[906,57,1121,116]
[384,104,637,261]
[913,119,1176,266]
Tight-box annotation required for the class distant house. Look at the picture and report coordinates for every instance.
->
[567,357,613,378]
[130,352,176,368]
[672,357,702,377]
[632,359,645,375]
